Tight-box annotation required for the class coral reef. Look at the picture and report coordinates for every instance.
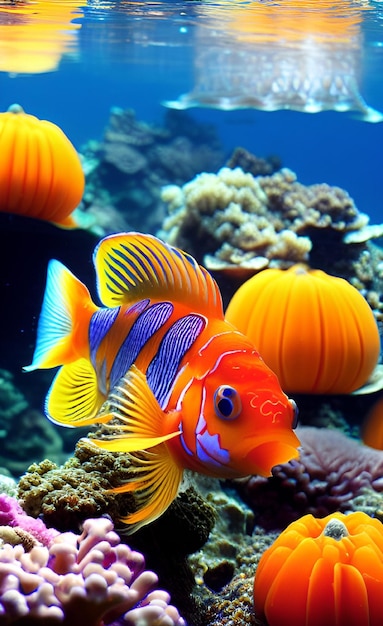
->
[203,573,259,626]
[188,477,256,591]
[159,166,382,284]
[186,476,276,626]
[0,494,59,547]
[235,426,383,530]
[0,515,185,625]
[79,108,224,236]
[17,441,136,531]
[0,369,64,477]
[17,443,216,625]
[226,147,281,177]
[0,474,17,498]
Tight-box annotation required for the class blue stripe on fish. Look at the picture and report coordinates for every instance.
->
[89,307,120,365]
[147,314,206,408]
[109,301,174,389]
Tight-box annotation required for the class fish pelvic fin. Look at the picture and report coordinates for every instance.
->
[93,231,223,317]
[24,260,97,372]
[83,364,183,531]
[46,358,105,427]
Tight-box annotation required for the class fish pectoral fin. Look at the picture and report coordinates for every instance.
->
[111,448,184,533]
[46,358,105,427]
[23,259,96,372]
[93,231,223,317]
[96,364,181,446]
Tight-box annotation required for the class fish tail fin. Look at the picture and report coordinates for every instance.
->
[24,259,97,372]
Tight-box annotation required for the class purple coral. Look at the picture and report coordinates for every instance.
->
[0,494,59,547]
[236,426,383,530]
[0,516,185,625]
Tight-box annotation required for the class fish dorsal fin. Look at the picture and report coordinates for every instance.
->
[93,232,223,317]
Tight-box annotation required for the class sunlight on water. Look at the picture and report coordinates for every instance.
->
[0,0,382,214]
[164,0,383,120]
[0,1,83,73]
[1,0,382,119]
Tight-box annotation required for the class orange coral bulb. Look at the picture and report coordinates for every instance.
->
[0,104,84,227]
[225,265,380,394]
[254,511,383,626]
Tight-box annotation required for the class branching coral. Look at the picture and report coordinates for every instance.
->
[159,166,377,276]
[0,515,185,626]
[235,427,383,530]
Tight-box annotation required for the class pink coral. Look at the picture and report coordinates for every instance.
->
[236,426,383,530]
[0,516,185,625]
[0,494,59,547]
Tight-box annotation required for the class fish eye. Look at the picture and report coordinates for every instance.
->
[214,385,242,420]
[289,398,299,428]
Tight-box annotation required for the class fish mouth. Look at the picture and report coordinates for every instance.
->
[237,429,301,477]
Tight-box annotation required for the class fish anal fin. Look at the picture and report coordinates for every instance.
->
[110,448,184,533]
[93,231,223,317]
[46,358,104,427]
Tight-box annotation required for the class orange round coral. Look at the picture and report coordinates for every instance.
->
[0,104,84,227]
[225,264,380,394]
[254,511,383,626]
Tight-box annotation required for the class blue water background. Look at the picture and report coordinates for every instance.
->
[0,0,382,220]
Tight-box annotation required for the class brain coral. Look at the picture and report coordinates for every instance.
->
[159,166,371,274]
[235,427,383,530]
[0,515,185,626]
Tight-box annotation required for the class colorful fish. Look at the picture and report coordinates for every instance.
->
[25,232,300,531]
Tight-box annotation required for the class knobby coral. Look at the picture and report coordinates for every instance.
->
[236,427,383,530]
[0,515,185,626]
[159,166,377,276]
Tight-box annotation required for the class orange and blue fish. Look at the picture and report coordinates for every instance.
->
[25,232,300,531]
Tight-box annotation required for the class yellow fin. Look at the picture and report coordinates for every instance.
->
[93,231,223,317]
[83,364,184,532]
[112,448,184,533]
[91,364,181,451]
[46,358,105,427]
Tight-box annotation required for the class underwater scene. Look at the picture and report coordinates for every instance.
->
[1,0,383,624]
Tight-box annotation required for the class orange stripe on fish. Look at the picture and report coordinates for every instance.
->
[25,232,300,532]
